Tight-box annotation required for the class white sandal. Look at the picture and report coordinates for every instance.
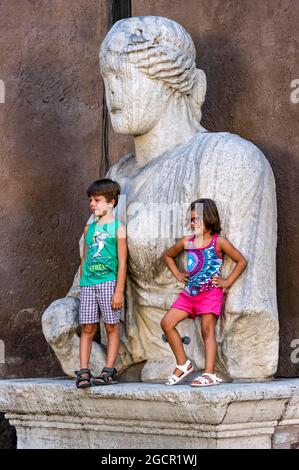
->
[165,359,194,386]
[190,372,222,387]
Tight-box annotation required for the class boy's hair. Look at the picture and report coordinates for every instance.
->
[87,178,121,207]
[190,198,221,234]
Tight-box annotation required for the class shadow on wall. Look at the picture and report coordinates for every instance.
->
[0,53,91,378]
[194,32,247,132]
[0,414,16,449]
[260,144,299,378]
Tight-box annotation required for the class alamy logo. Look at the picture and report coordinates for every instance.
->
[290,79,299,104]
[0,80,5,103]
[290,339,299,364]
[0,340,5,364]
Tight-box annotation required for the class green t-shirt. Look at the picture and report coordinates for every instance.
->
[80,219,120,287]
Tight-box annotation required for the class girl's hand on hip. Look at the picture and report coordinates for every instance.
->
[212,276,231,289]
[175,272,190,284]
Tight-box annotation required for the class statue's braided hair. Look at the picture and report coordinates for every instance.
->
[100,16,207,128]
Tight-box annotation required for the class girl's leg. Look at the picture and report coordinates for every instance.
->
[160,308,191,377]
[80,323,98,369]
[200,314,218,375]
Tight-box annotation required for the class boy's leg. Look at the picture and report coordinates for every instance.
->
[200,313,218,375]
[92,322,120,385]
[97,280,121,370]
[79,286,100,369]
[104,322,120,368]
[160,308,191,377]
[80,323,98,369]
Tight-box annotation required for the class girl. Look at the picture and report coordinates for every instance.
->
[161,198,248,387]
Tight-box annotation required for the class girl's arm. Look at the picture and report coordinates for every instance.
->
[80,225,89,278]
[212,237,248,289]
[112,224,127,310]
[164,237,190,284]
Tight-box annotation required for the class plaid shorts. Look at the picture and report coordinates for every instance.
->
[79,280,121,325]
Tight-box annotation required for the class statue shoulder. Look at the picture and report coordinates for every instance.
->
[221,132,266,164]
[206,132,270,174]
[106,153,134,179]
[206,132,275,193]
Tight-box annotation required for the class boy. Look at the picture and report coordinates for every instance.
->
[75,178,127,388]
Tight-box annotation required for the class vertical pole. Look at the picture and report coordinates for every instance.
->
[101,0,132,176]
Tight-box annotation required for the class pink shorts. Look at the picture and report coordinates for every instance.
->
[171,288,224,319]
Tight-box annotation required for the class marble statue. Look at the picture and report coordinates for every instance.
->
[43,16,279,381]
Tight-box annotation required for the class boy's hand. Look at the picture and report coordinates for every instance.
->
[175,272,190,284]
[112,291,124,310]
[212,276,231,289]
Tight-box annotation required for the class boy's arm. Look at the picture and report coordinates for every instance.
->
[112,224,127,310]
[80,225,88,279]
[163,237,189,284]
[212,237,248,288]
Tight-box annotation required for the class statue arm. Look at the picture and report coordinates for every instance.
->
[216,140,277,314]
[205,135,279,378]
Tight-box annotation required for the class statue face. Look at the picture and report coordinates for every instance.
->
[101,55,167,135]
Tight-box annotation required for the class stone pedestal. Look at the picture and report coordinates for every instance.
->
[0,378,299,449]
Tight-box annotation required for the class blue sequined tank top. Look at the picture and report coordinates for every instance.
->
[184,233,223,296]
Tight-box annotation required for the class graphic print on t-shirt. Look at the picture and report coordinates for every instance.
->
[86,229,113,277]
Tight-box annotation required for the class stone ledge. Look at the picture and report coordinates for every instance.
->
[0,378,298,449]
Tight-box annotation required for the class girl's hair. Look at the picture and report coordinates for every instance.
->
[87,178,120,207]
[190,198,221,235]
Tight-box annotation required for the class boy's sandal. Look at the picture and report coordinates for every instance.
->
[165,359,194,386]
[75,368,92,389]
[92,367,119,386]
[190,373,222,387]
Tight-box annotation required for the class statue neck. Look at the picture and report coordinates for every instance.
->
[133,107,205,166]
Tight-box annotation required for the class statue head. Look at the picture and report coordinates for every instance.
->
[99,16,207,135]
